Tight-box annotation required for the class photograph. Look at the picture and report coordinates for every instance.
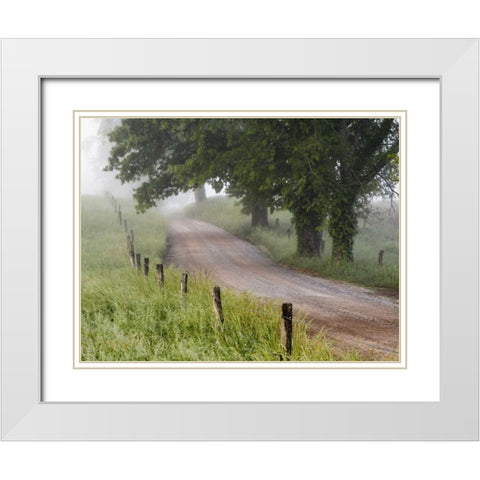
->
[80,114,401,363]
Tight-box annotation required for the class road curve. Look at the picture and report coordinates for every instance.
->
[165,216,399,359]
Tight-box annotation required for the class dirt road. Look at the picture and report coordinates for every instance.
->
[165,216,399,359]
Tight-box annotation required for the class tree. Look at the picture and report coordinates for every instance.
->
[216,119,284,228]
[193,186,207,202]
[105,117,398,261]
[173,118,283,228]
[277,119,331,256]
[105,119,208,211]
[325,118,399,262]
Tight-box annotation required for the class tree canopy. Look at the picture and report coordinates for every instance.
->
[104,117,398,261]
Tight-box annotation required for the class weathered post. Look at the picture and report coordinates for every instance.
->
[181,273,188,296]
[118,206,122,226]
[281,303,293,359]
[320,239,325,255]
[378,249,384,267]
[114,199,117,213]
[124,219,128,232]
[128,238,135,268]
[136,253,141,271]
[130,229,134,243]
[156,264,164,287]
[212,286,224,324]
[144,257,149,277]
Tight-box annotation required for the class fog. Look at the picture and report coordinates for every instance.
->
[81,118,219,212]
[81,118,131,197]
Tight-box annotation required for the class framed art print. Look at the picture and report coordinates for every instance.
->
[1,39,478,439]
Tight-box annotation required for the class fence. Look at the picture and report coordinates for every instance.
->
[104,192,294,360]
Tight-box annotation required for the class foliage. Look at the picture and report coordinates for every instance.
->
[105,117,399,260]
[324,119,399,261]
[105,119,206,212]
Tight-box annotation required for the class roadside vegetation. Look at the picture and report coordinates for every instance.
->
[185,196,399,292]
[81,195,368,362]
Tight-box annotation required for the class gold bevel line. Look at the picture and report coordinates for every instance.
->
[73,111,76,369]
[74,111,406,369]
[74,110,406,369]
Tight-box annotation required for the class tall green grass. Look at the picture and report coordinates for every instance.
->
[81,195,366,362]
[185,196,399,291]
[82,195,168,272]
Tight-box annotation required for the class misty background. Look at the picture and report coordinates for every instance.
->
[81,117,219,211]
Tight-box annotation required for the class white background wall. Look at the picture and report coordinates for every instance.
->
[1,2,479,479]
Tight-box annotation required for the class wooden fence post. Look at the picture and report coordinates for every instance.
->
[127,237,135,268]
[156,264,164,287]
[181,273,188,296]
[118,207,122,226]
[136,253,141,271]
[281,303,293,359]
[130,229,134,243]
[378,249,384,267]
[124,219,128,232]
[212,286,224,323]
[144,257,149,277]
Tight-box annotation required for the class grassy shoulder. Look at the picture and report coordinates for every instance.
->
[81,195,363,362]
[82,195,168,272]
[184,196,399,292]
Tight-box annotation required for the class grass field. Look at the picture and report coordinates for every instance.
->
[185,196,399,291]
[81,195,365,362]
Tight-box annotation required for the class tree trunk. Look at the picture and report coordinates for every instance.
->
[296,222,322,256]
[251,203,269,228]
[329,197,357,262]
[194,185,207,203]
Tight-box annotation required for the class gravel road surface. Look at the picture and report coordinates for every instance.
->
[165,216,399,359]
